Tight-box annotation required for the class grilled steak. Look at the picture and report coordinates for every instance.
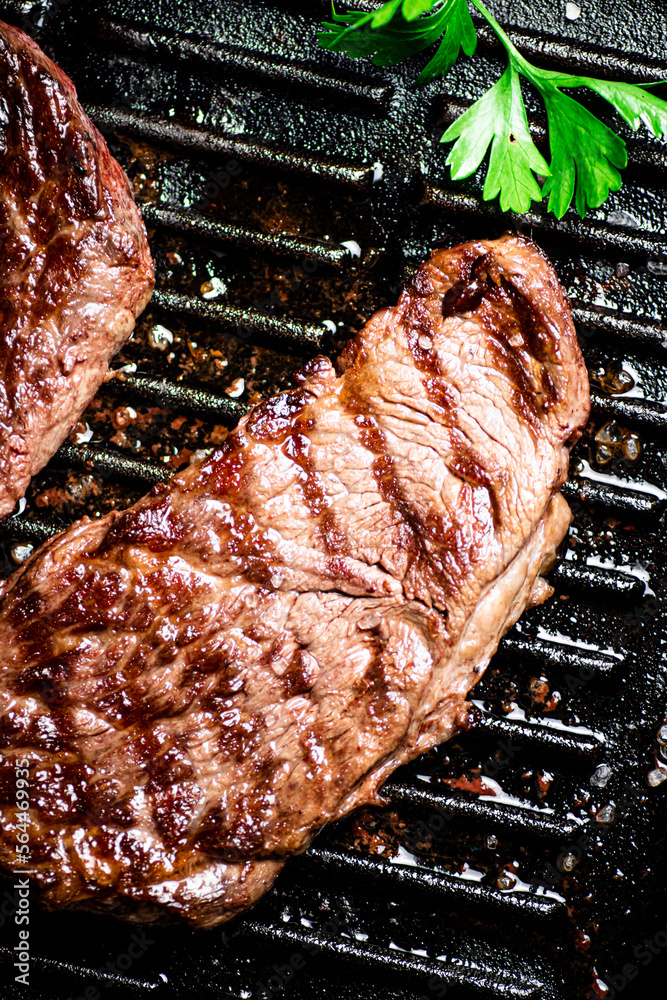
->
[0,234,589,927]
[0,21,154,517]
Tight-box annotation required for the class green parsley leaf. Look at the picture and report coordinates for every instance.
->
[418,0,476,82]
[579,78,667,139]
[536,86,626,218]
[318,0,667,219]
[468,0,658,217]
[318,0,475,77]
[442,63,549,213]
[372,0,410,28]
[318,1,436,63]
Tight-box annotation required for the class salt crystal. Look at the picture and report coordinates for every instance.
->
[590,764,612,788]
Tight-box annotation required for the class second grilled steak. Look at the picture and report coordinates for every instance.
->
[0,20,154,517]
[0,234,589,926]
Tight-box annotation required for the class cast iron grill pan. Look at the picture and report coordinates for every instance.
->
[0,2,667,997]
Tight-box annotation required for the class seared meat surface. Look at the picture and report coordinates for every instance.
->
[0,235,589,926]
[0,21,154,516]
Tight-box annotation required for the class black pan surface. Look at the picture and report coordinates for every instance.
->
[1,2,667,998]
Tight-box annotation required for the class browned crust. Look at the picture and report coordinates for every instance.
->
[0,20,154,516]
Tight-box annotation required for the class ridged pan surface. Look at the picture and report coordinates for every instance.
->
[0,1,666,998]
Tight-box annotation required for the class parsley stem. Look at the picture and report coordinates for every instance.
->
[469,0,533,78]
[470,0,555,103]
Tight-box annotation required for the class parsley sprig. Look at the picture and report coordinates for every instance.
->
[318,0,667,218]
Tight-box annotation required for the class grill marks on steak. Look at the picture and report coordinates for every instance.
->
[0,21,154,516]
[0,235,589,926]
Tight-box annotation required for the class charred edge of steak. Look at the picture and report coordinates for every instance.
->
[441,252,500,317]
